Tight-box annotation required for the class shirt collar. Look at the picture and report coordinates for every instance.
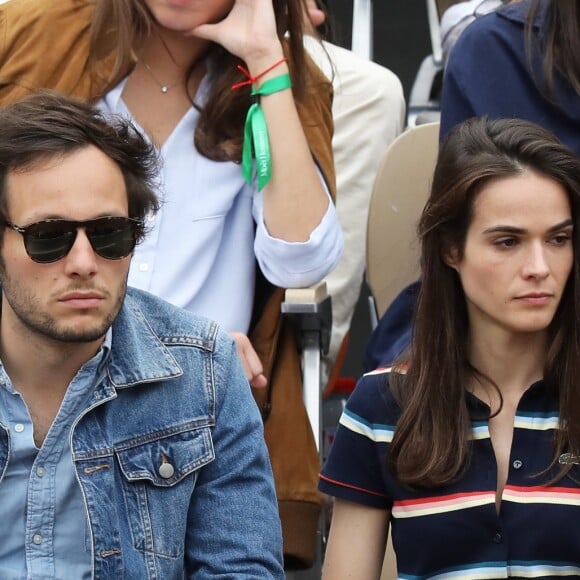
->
[465,378,549,416]
[0,328,112,396]
[498,0,546,30]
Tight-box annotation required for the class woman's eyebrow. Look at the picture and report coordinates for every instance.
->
[482,219,573,235]
[547,218,574,232]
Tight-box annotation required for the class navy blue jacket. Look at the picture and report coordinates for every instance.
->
[441,0,580,151]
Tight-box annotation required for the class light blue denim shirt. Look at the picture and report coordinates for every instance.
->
[0,288,284,579]
[0,334,111,579]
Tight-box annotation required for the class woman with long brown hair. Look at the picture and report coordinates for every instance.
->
[320,117,580,578]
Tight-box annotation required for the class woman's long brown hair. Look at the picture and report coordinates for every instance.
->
[90,0,312,161]
[388,117,580,487]
[526,0,580,99]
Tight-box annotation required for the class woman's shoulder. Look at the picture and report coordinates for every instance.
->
[0,0,93,66]
[345,366,405,425]
[444,3,529,94]
[451,1,526,53]
[1,0,92,29]
[0,0,97,103]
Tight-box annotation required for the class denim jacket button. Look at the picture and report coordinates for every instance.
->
[159,462,175,479]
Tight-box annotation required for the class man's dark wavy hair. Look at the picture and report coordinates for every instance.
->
[0,90,160,242]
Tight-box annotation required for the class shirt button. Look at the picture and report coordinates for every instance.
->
[139,263,150,272]
[36,467,46,477]
[513,459,523,470]
[32,534,42,545]
[159,462,175,479]
[14,423,24,433]
[493,532,503,544]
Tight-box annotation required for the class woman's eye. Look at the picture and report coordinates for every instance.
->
[550,233,572,246]
[494,237,518,249]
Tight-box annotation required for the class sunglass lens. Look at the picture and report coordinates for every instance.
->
[24,222,76,263]
[87,218,137,259]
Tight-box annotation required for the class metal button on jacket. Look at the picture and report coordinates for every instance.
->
[159,461,175,479]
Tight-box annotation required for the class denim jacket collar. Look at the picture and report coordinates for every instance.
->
[105,290,186,389]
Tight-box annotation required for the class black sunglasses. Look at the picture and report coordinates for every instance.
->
[3,216,143,264]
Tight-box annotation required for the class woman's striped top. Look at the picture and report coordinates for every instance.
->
[319,368,580,579]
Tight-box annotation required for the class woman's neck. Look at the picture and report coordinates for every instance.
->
[138,26,210,74]
[467,327,547,401]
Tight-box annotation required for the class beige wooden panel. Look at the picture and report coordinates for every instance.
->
[366,122,440,320]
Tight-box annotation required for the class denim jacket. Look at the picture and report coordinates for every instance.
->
[0,288,284,579]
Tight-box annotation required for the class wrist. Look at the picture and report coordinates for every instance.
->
[253,61,289,87]
[231,56,289,92]
[244,46,286,80]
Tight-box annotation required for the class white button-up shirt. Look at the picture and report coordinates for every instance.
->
[100,77,342,332]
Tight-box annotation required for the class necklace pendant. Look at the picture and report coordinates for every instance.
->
[161,85,169,94]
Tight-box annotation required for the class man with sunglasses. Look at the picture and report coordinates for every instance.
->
[0,92,284,579]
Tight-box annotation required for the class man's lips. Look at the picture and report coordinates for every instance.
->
[58,292,105,308]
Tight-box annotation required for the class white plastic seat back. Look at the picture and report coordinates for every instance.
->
[366,122,440,321]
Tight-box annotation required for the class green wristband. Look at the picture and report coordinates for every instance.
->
[242,73,292,191]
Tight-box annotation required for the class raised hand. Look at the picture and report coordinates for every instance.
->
[191,0,284,68]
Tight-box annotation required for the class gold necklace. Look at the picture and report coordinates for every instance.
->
[140,60,183,94]
[139,29,189,94]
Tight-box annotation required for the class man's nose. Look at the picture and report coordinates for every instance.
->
[62,229,99,277]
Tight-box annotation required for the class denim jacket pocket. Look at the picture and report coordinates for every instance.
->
[115,427,214,558]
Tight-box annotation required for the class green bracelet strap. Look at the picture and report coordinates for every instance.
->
[242,73,292,191]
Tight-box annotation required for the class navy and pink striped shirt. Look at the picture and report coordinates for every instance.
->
[319,368,580,579]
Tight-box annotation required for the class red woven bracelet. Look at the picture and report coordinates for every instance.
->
[231,57,288,91]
